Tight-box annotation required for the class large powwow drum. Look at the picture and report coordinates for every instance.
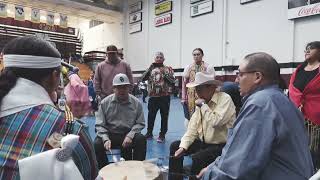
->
[99,161,163,180]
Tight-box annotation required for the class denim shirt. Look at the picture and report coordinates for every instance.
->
[203,85,314,180]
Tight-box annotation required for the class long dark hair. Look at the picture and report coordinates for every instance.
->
[306,41,320,62]
[192,48,204,55]
[0,36,61,108]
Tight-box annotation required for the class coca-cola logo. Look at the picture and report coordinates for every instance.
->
[298,4,320,17]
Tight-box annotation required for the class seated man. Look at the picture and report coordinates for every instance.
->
[94,73,146,169]
[169,72,236,180]
[198,52,314,180]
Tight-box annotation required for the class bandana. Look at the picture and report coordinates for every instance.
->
[3,55,61,68]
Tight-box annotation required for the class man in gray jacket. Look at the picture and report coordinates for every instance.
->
[94,73,146,169]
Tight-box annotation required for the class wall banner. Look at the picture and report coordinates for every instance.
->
[240,0,258,4]
[288,1,320,19]
[190,0,213,17]
[190,0,205,4]
[129,12,142,24]
[0,3,7,17]
[155,13,172,27]
[129,22,142,34]
[47,12,55,25]
[155,0,167,4]
[60,14,68,27]
[31,9,40,23]
[15,5,25,21]
[129,1,143,14]
[155,1,172,16]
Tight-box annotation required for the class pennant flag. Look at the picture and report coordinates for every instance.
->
[31,9,40,23]
[0,3,7,17]
[60,14,68,27]
[47,12,54,25]
[15,5,25,21]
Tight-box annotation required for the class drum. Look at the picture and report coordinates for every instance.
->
[99,160,163,180]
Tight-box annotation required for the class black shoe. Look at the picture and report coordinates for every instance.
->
[144,132,153,139]
[157,135,165,143]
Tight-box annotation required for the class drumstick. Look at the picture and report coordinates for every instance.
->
[167,172,198,178]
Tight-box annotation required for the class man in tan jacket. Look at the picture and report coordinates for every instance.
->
[169,72,236,180]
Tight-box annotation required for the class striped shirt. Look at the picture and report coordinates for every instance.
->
[0,104,98,180]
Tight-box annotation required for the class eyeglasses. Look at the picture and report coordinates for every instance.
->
[236,70,258,77]
[193,53,201,56]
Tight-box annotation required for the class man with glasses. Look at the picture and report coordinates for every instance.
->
[169,72,236,180]
[141,52,175,143]
[198,52,314,180]
[94,45,133,101]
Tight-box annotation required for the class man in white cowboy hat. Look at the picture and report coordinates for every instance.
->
[168,72,236,180]
[94,73,146,169]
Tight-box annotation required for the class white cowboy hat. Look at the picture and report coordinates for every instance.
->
[186,72,222,88]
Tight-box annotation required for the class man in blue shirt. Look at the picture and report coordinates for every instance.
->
[198,52,314,180]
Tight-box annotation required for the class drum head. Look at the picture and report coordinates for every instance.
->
[99,161,161,180]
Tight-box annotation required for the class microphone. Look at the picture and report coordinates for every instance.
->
[61,61,79,73]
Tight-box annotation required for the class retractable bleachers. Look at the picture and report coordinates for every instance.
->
[0,18,81,59]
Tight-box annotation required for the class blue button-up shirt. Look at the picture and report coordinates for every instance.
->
[203,85,314,180]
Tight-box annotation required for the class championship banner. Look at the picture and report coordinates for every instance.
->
[0,3,7,17]
[60,14,68,27]
[155,1,172,16]
[15,5,25,21]
[31,9,40,23]
[47,12,54,25]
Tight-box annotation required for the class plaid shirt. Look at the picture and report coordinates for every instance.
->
[0,104,98,180]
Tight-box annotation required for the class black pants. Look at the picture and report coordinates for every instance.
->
[147,96,170,136]
[169,140,225,180]
[142,89,148,102]
[94,133,147,169]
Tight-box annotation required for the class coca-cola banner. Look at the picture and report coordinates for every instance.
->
[288,0,320,19]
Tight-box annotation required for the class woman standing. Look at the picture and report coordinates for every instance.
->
[289,41,320,168]
[181,48,215,121]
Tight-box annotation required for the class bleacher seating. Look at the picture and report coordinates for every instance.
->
[0,18,81,59]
